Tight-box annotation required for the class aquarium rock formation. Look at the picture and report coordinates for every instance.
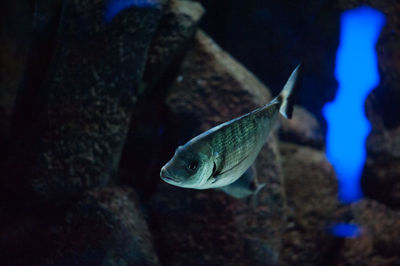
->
[0,0,400,265]
[279,142,340,265]
[44,187,160,266]
[0,0,36,146]
[334,199,400,265]
[279,106,325,149]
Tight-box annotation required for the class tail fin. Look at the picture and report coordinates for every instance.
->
[276,64,300,119]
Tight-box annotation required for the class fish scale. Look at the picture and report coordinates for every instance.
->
[207,102,279,175]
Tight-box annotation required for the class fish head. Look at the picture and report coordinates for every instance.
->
[160,142,214,188]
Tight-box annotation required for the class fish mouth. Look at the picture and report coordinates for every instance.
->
[160,167,181,184]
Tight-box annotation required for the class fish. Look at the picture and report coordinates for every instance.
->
[160,65,300,190]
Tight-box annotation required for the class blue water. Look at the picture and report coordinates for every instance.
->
[323,6,385,203]
[329,223,362,238]
[104,0,160,23]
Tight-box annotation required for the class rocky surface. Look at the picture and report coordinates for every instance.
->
[45,187,160,266]
[279,105,325,149]
[362,126,400,208]
[118,0,205,194]
[279,142,340,266]
[333,199,400,265]
[11,0,63,142]
[165,30,272,132]
[0,0,35,145]
[143,0,205,91]
[21,0,163,203]
[0,0,64,211]
[149,30,285,265]
[0,187,159,266]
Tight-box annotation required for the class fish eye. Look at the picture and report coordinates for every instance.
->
[187,160,199,171]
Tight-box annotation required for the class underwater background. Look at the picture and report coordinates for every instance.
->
[0,0,399,265]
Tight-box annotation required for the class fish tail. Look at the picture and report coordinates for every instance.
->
[275,64,300,119]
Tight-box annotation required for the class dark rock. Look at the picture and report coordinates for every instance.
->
[0,0,35,145]
[11,0,63,143]
[21,0,163,203]
[118,0,204,194]
[0,187,159,266]
[334,199,400,265]
[279,105,324,149]
[150,30,285,265]
[46,187,160,266]
[150,183,249,265]
[0,0,64,208]
[362,126,400,208]
[0,207,57,266]
[279,142,340,266]
[143,0,205,91]
[166,30,272,135]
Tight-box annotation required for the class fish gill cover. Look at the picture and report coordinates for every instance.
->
[104,0,160,23]
[323,6,385,203]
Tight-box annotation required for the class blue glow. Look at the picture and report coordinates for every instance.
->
[329,223,362,238]
[104,0,160,23]
[323,6,385,203]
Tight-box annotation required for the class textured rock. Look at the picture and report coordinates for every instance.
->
[279,142,340,266]
[22,0,163,203]
[334,199,400,265]
[150,30,285,265]
[362,126,400,208]
[279,105,324,149]
[46,187,160,266]
[0,0,66,208]
[11,0,63,142]
[0,187,159,265]
[118,0,205,193]
[166,30,272,134]
[150,183,249,265]
[143,0,205,91]
[0,207,55,266]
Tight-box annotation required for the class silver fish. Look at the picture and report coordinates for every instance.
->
[160,65,300,189]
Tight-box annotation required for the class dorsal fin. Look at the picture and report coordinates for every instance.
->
[276,64,300,119]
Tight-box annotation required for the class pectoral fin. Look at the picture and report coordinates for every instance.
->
[218,165,259,199]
